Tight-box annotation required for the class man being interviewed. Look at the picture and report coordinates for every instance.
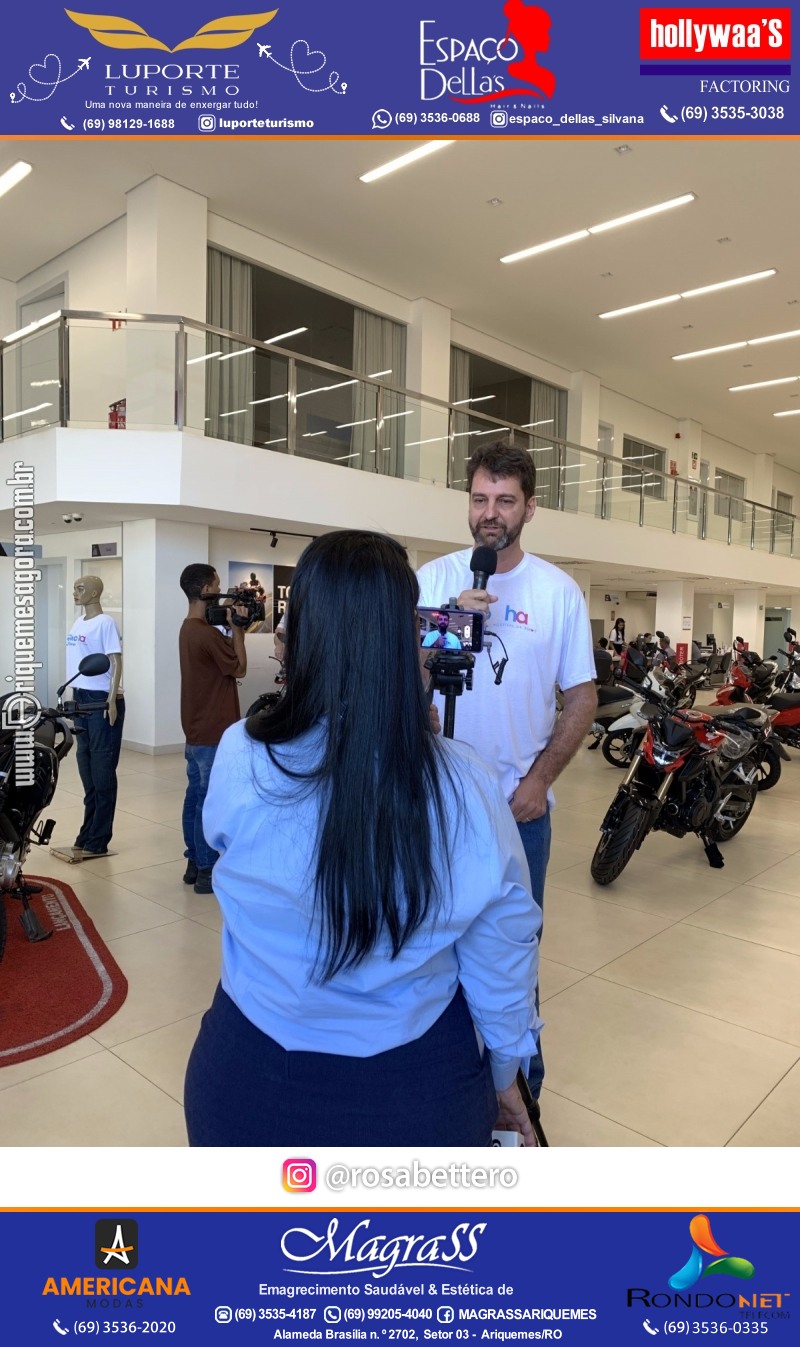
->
[417,442,597,1136]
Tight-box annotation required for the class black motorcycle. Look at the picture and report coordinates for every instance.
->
[591,700,762,886]
[0,653,110,961]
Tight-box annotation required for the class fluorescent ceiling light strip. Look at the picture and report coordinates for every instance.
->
[336,418,375,428]
[588,193,696,235]
[249,394,288,405]
[672,342,747,361]
[302,431,327,438]
[501,193,696,263]
[360,140,454,183]
[406,437,447,447]
[334,453,360,461]
[729,376,799,392]
[368,369,392,378]
[774,409,800,418]
[384,410,412,420]
[0,160,32,199]
[218,347,255,361]
[475,426,509,436]
[605,270,775,322]
[521,419,553,428]
[30,379,60,387]
[187,351,222,364]
[453,395,495,405]
[600,295,680,320]
[264,327,307,344]
[681,269,776,299]
[3,402,52,422]
[264,437,287,444]
[749,328,800,346]
[501,231,588,264]
[220,409,247,417]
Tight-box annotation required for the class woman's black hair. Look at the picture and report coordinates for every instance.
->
[246,530,457,980]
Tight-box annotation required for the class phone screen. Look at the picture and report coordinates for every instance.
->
[417,608,484,653]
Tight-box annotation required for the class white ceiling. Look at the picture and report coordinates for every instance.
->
[2,137,799,473]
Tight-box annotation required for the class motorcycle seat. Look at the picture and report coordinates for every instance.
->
[768,693,800,711]
[713,705,767,726]
[34,720,56,748]
[597,685,633,706]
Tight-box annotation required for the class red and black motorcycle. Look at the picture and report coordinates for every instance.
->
[712,636,800,753]
[591,700,761,886]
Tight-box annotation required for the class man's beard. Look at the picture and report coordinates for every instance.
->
[469,517,524,552]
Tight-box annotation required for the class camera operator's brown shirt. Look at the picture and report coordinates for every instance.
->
[179,619,241,745]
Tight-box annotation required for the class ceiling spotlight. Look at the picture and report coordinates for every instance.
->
[615,144,633,154]
[270,532,278,549]
[487,197,504,206]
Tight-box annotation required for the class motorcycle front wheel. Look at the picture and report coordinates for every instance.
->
[601,730,640,768]
[591,797,650,885]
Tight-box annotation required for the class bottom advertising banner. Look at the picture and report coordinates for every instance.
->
[0,1209,795,1346]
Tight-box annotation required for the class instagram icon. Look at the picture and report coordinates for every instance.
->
[283,1158,317,1192]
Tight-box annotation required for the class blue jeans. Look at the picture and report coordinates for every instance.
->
[182,744,219,871]
[73,690,125,854]
[517,810,551,1100]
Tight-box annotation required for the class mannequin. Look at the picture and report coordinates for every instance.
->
[53,576,125,863]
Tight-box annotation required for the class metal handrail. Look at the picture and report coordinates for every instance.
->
[0,307,796,535]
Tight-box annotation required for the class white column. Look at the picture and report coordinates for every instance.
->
[655,579,695,649]
[561,565,591,608]
[125,177,208,429]
[566,370,600,450]
[121,518,210,752]
[404,298,451,486]
[0,278,16,341]
[732,587,768,656]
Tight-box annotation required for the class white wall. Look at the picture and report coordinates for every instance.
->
[589,590,656,640]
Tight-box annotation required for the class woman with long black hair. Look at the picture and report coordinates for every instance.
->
[184,530,541,1147]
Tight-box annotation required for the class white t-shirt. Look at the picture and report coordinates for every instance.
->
[417,549,595,803]
[66,613,122,691]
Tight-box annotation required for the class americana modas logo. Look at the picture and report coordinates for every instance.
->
[65,8,277,51]
[95,1219,139,1270]
[669,1214,754,1290]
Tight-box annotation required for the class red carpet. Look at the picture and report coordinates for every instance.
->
[0,877,128,1067]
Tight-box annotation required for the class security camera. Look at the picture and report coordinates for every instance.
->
[72,512,83,522]
[62,514,73,524]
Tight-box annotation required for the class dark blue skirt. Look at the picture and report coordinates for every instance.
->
[184,983,498,1147]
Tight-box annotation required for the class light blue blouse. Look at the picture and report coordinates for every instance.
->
[203,720,542,1090]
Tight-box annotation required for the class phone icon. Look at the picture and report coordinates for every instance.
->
[659,104,678,124]
[53,1321,70,1336]
[643,1320,659,1337]
[60,117,76,131]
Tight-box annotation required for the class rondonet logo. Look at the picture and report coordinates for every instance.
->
[65,7,278,51]
[640,8,792,60]
[281,1218,487,1279]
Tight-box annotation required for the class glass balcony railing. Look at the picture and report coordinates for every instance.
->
[0,308,796,557]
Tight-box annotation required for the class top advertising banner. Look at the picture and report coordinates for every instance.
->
[0,0,798,138]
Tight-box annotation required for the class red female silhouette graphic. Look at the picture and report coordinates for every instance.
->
[503,0,556,99]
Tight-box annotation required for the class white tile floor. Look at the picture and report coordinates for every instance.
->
[1,718,799,1147]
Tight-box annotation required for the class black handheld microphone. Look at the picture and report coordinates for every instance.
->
[470,546,498,593]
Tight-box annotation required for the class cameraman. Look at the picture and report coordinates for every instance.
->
[179,564,247,895]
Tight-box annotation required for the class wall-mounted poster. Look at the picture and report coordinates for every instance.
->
[228,562,274,634]
[274,565,293,630]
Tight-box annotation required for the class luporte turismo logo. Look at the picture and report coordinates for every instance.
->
[669,1214,755,1290]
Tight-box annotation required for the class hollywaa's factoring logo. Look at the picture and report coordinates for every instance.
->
[420,0,556,104]
[65,7,278,51]
[281,1217,487,1280]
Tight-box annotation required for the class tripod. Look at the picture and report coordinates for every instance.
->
[423,646,548,1146]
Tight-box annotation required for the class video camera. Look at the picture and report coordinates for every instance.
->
[205,585,267,628]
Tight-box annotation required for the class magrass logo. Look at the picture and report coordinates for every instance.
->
[65,7,278,52]
[96,1219,138,1270]
[669,1214,755,1290]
